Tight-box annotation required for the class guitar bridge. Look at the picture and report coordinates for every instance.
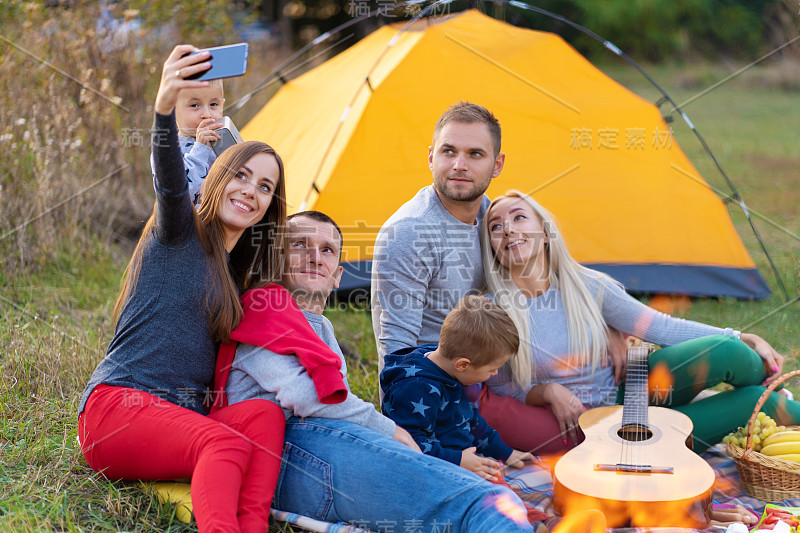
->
[594,463,674,474]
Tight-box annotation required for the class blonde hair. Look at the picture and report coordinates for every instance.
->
[480,190,613,389]
[439,295,519,367]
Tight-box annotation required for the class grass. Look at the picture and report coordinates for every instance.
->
[1,57,799,531]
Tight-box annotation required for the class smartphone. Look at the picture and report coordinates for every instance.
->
[185,43,248,81]
[211,116,243,156]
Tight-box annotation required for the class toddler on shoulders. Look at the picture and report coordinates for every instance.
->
[150,78,224,205]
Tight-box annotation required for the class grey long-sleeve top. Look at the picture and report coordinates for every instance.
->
[80,111,217,414]
[226,310,396,437]
[371,185,490,367]
[487,273,736,407]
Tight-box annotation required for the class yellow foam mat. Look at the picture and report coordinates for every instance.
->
[146,481,193,524]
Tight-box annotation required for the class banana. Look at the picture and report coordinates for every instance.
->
[760,440,800,457]
[773,454,800,463]
[762,430,800,449]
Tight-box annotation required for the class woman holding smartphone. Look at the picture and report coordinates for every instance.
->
[78,46,288,533]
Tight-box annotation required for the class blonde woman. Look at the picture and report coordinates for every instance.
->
[478,190,795,454]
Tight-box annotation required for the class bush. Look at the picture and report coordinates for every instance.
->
[1,3,145,280]
[503,0,795,62]
[0,1,268,282]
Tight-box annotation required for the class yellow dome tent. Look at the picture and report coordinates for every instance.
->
[242,9,770,299]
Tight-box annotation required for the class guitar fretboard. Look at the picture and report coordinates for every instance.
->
[621,346,650,428]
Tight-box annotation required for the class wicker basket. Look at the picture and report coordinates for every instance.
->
[727,369,800,502]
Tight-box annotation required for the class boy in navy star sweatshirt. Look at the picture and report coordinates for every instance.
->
[380,295,533,480]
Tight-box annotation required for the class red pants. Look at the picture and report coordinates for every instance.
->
[479,386,583,454]
[79,384,285,533]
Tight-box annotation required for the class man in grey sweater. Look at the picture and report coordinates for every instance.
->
[226,210,534,533]
[371,102,505,366]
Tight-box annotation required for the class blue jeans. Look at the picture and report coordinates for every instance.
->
[273,417,533,533]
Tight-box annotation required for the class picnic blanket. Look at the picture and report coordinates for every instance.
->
[265,443,800,532]
[269,509,372,533]
[150,444,800,532]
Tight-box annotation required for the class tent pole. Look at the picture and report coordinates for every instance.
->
[298,0,456,210]
[232,0,789,301]
[507,1,790,302]
[228,14,374,117]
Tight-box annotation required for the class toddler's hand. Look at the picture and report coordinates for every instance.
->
[195,118,223,146]
[460,447,500,480]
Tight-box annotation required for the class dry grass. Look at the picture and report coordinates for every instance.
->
[0,2,288,282]
[0,3,297,530]
[1,4,144,280]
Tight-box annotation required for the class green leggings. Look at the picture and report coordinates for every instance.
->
[617,335,800,453]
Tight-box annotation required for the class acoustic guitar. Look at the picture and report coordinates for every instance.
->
[552,344,715,528]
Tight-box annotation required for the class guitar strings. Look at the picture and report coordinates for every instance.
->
[620,346,650,470]
[640,347,648,468]
[637,347,647,467]
[637,346,651,468]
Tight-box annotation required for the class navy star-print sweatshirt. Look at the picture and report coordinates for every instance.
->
[380,344,513,465]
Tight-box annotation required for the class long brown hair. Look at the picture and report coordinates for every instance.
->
[113,141,287,342]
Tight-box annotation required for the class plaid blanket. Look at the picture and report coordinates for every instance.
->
[270,509,372,533]
[272,443,800,532]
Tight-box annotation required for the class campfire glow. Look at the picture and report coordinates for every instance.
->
[648,361,674,405]
[491,492,528,525]
[553,481,712,528]
[551,508,607,533]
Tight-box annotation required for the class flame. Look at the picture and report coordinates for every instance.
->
[551,509,607,533]
[685,359,711,400]
[648,294,692,315]
[536,453,564,471]
[633,310,656,337]
[552,353,587,374]
[774,397,792,425]
[555,491,712,528]
[554,482,713,528]
[713,474,740,495]
[648,361,674,406]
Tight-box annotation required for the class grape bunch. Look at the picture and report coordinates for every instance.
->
[722,412,786,452]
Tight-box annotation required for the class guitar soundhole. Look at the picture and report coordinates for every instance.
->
[617,424,653,442]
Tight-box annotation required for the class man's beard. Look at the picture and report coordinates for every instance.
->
[434,175,487,203]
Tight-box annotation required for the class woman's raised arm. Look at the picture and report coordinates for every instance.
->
[151,46,211,244]
[154,45,211,115]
